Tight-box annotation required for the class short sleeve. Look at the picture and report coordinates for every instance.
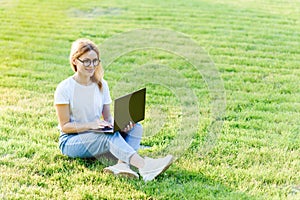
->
[102,79,112,104]
[54,80,70,105]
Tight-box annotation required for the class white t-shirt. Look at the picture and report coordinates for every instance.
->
[54,77,112,129]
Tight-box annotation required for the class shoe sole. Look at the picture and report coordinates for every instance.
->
[103,168,139,179]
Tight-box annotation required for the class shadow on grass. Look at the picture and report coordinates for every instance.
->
[131,167,257,200]
[56,153,257,200]
[53,152,117,170]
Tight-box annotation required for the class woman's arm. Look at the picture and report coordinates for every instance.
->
[55,104,105,133]
[102,104,113,125]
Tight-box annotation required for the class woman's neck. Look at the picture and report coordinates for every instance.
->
[73,73,92,86]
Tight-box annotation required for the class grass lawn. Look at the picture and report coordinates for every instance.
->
[0,0,299,199]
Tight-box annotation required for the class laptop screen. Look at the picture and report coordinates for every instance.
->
[113,88,146,132]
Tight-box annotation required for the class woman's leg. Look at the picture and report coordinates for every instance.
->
[103,124,143,178]
[59,129,173,182]
[108,132,137,163]
[60,132,136,163]
[117,123,143,165]
[121,123,143,151]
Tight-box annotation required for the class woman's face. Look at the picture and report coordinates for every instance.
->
[74,50,99,77]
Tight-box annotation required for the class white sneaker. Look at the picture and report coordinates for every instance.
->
[139,155,173,182]
[103,163,139,179]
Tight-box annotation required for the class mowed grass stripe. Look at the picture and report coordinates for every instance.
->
[215,57,298,70]
[126,6,300,27]
[0,4,298,52]
[4,2,299,35]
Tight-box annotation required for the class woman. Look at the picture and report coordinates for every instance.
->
[54,38,173,181]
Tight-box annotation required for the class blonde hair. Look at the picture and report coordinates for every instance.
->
[69,38,103,90]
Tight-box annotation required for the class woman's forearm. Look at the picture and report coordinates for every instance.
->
[61,122,93,134]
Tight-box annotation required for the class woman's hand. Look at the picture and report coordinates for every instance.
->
[122,121,135,133]
[89,119,112,130]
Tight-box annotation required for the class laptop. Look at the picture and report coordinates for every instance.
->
[91,88,146,133]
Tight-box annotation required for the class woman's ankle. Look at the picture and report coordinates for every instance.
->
[117,160,126,164]
[129,153,145,169]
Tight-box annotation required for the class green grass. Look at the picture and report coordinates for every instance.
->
[0,0,300,199]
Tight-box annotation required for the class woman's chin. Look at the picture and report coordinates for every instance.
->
[86,70,95,76]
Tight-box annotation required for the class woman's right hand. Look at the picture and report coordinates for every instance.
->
[89,119,112,130]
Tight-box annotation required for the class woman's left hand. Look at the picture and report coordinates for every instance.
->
[122,121,135,133]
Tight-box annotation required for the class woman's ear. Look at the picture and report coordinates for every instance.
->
[71,59,77,72]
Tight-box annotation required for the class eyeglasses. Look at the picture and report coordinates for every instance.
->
[77,58,101,67]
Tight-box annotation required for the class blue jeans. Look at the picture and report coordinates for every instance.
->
[58,123,143,164]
